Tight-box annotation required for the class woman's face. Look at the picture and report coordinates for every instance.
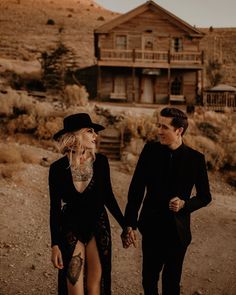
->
[76,128,98,149]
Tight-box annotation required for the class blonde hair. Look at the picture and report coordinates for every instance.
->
[57,128,96,167]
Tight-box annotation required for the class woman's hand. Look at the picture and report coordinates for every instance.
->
[51,245,64,269]
[121,227,137,248]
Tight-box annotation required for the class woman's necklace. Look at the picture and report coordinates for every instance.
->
[71,158,93,182]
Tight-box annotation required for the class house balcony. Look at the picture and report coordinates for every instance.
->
[97,49,204,69]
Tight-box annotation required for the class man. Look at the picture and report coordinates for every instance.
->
[122,107,212,295]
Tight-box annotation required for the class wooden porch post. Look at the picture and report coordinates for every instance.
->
[97,65,101,99]
[132,67,135,103]
[201,68,204,100]
[168,67,171,104]
[167,49,171,104]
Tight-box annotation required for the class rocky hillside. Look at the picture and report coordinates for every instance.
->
[200,28,236,87]
[0,0,118,67]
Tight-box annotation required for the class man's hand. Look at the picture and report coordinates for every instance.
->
[169,197,185,212]
[121,227,137,248]
[51,245,64,269]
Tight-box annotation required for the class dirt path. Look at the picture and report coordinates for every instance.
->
[0,148,236,295]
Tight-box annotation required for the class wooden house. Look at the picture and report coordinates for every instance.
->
[94,0,205,105]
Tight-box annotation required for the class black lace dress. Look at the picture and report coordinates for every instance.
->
[49,154,125,295]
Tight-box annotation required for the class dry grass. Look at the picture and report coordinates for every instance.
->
[64,84,89,106]
[0,165,18,179]
[0,145,23,164]
[0,143,42,166]
[1,90,235,174]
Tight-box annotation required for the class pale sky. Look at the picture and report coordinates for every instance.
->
[95,0,236,28]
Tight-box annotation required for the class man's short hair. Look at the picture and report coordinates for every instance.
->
[160,107,188,135]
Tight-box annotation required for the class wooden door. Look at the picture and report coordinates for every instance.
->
[141,77,154,103]
[110,76,126,99]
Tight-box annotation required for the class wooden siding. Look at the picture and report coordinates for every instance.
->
[113,10,189,35]
[183,72,197,104]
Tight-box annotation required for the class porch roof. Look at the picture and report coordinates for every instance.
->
[208,84,236,92]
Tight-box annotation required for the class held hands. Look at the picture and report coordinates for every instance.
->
[169,197,185,212]
[121,227,137,249]
[51,245,64,269]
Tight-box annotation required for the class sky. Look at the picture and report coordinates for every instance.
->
[95,0,236,28]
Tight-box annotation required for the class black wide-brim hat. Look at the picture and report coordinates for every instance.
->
[53,113,105,140]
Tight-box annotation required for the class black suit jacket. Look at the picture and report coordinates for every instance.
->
[124,141,212,246]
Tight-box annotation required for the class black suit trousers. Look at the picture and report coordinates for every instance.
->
[142,233,187,295]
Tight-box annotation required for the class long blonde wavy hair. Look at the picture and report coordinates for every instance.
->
[56,128,96,167]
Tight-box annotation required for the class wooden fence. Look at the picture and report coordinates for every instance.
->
[203,92,236,112]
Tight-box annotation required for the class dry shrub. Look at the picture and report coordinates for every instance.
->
[124,138,145,156]
[197,121,221,141]
[0,89,36,117]
[120,115,158,141]
[0,89,55,119]
[186,118,199,136]
[0,165,16,179]
[0,143,42,166]
[35,116,62,140]
[185,135,226,170]
[64,84,88,106]
[224,142,236,168]
[34,101,54,117]
[6,114,37,134]
[224,171,236,187]
[202,110,228,125]
[0,145,22,163]
[188,109,236,170]
[20,148,41,164]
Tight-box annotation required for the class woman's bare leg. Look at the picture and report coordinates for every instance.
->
[67,240,85,295]
[86,236,102,295]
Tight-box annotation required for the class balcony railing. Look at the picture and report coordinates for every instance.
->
[99,49,203,64]
[203,92,236,111]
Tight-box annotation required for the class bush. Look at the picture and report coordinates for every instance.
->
[63,84,89,106]
[197,122,221,141]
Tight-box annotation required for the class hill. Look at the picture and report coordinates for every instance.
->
[0,0,118,67]
[0,0,236,87]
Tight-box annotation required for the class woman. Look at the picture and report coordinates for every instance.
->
[49,113,125,295]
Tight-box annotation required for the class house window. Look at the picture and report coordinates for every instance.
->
[171,77,182,95]
[115,35,127,49]
[172,38,183,52]
[145,40,153,50]
[144,37,154,50]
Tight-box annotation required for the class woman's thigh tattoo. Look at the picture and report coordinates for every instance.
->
[67,252,83,285]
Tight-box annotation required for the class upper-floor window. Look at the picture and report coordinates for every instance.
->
[171,77,182,95]
[145,40,153,50]
[144,37,154,50]
[172,38,183,52]
[116,35,127,49]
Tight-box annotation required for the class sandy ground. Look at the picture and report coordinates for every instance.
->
[0,141,236,295]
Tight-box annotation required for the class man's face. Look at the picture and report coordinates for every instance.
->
[157,116,182,146]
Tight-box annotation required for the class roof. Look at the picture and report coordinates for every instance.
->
[95,0,204,37]
[208,84,236,92]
